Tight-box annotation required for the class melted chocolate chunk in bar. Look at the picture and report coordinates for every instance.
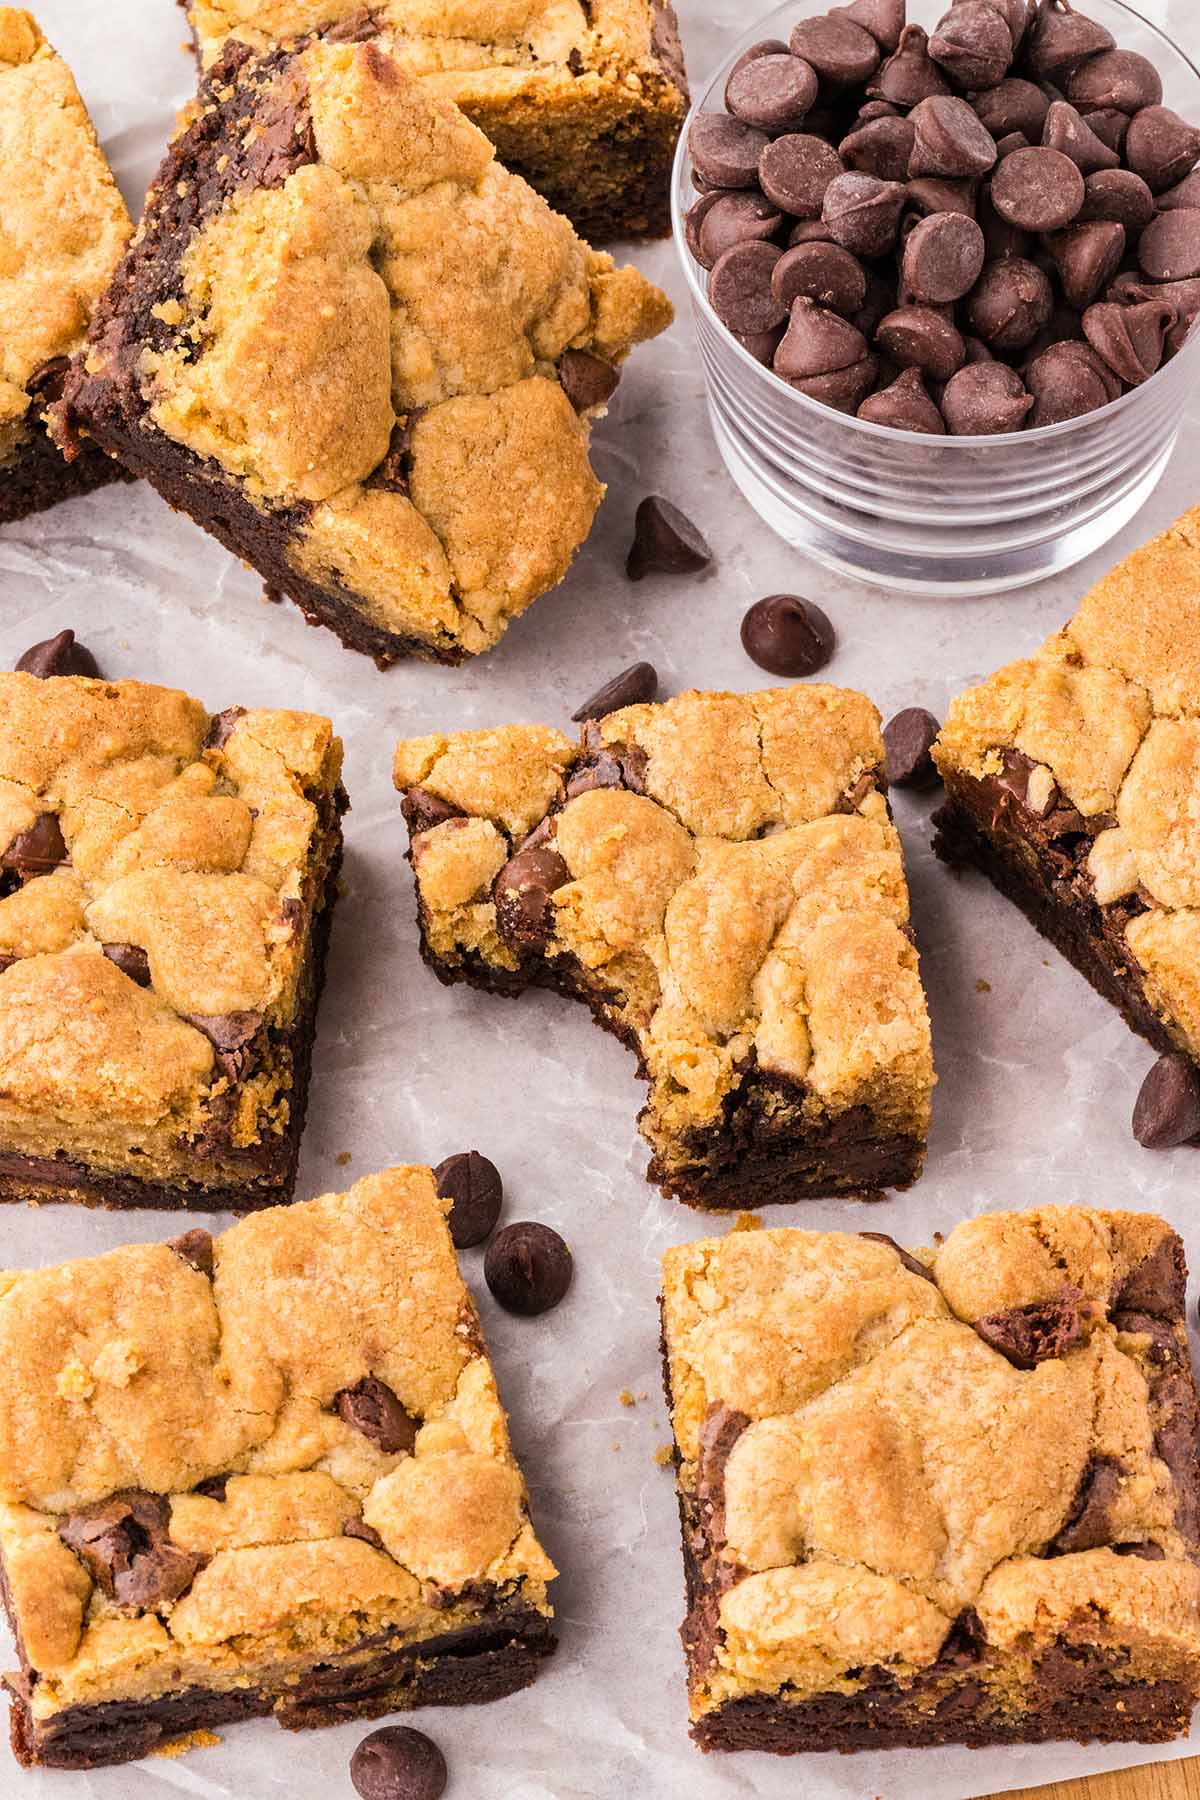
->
[335,1376,420,1455]
[973,1290,1087,1367]
[58,1491,203,1610]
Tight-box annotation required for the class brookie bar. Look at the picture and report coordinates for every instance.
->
[933,505,1200,1090]
[661,1205,1200,1752]
[394,685,934,1209]
[54,35,672,666]
[0,1168,556,1769]
[181,0,689,243]
[0,641,345,1209]
[0,7,131,522]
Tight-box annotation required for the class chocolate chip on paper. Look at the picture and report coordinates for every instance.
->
[14,628,101,678]
[485,1221,574,1316]
[1133,1052,1200,1149]
[351,1727,448,1800]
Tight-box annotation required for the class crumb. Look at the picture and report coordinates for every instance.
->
[153,1729,220,1758]
[975,978,991,993]
[619,1389,635,1407]
[730,1210,763,1233]
[336,1151,352,1166]
[636,1390,648,1401]
[612,1441,621,1451]
[654,1443,674,1466]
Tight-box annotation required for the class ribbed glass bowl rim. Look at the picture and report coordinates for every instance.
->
[671,0,1200,449]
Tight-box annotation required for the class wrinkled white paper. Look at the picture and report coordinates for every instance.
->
[1,1,1199,1794]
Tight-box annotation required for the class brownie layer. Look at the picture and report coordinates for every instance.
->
[0,795,345,1211]
[932,766,1176,1057]
[9,1604,554,1770]
[0,424,125,527]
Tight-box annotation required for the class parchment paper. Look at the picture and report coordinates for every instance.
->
[2,2,1200,1794]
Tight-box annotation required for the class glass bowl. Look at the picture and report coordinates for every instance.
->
[672,0,1200,595]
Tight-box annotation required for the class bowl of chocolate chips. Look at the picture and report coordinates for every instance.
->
[674,0,1200,594]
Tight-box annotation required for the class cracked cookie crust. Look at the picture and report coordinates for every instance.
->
[179,0,688,243]
[932,505,1200,1073]
[0,8,131,523]
[393,686,935,1210]
[53,35,672,667]
[0,1168,557,1770]
[661,1206,1200,1753]
[0,668,345,1209]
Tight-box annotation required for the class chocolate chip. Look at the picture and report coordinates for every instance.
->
[1138,209,1200,283]
[725,53,818,131]
[869,24,952,108]
[973,78,1050,142]
[1046,219,1125,307]
[831,0,905,53]
[908,96,998,180]
[725,38,791,90]
[1024,0,1113,83]
[789,15,879,87]
[101,942,151,987]
[991,146,1084,230]
[759,133,845,218]
[859,1230,937,1281]
[1157,170,1200,212]
[1083,298,1175,384]
[433,1151,504,1247]
[626,496,712,581]
[709,238,787,334]
[400,787,462,837]
[1052,1458,1122,1553]
[994,130,1030,158]
[181,1010,263,1080]
[343,1517,386,1550]
[193,1475,228,1501]
[876,305,966,379]
[494,846,571,946]
[350,1727,448,1800]
[942,359,1033,432]
[1043,100,1120,176]
[839,114,916,183]
[684,188,725,265]
[905,176,978,218]
[973,1292,1087,1367]
[775,298,869,379]
[965,256,1053,349]
[740,593,835,676]
[858,365,946,432]
[563,742,648,799]
[1079,167,1155,229]
[1065,49,1162,116]
[168,1228,214,1278]
[204,706,246,751]
[883,707,942,785]
[902,212,986,304]
[1116,1233,1187,1318]
[771,242,868,315]
[822,171,907,257]
[1132,1052,1200,1148]
[787,217,837,246]
[1026,338,1118,423]
[1083,107,1130,155]
[733,324,786,366]
[571,661,657,722]
[929,2,1013,91]
[14,629,101,679]
[58,1491,203,1609]
[688,112,769,188]
[698,192,783,267]
[484,1221,573,1316]
[1,813,67,883]
[557,349,619,412]
[787,356,879,411]
[335,1377,419,1454]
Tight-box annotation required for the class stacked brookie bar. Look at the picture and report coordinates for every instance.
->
[0,1168,556,1768]
[394,683,934,1207]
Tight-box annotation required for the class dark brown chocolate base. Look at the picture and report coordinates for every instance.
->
[8,1605,554,1769]
[933,775,1177,1058]
[420,937,922,1210]
[0,423,126,527]
[0,805,345,1212]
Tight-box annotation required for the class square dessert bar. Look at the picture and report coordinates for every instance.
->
[182,0,688,242]
[0,8,131,523]
[0,664,345,1209]
[933,506,1200,1071]
[394,686,934,1209]
[661,1206,1200,1753]
[0,1167,557,1769]
[55,36,671,666]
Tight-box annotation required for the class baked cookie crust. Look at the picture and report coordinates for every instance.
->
[0,668,345,1209]
[54,34,672,667]
[661,1206,1200,1753]
[0,1168,556,1769]
[181,0,688,242]
[933,506,1200,1071]
[0,8,131,522]
[394,686,935,1209]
